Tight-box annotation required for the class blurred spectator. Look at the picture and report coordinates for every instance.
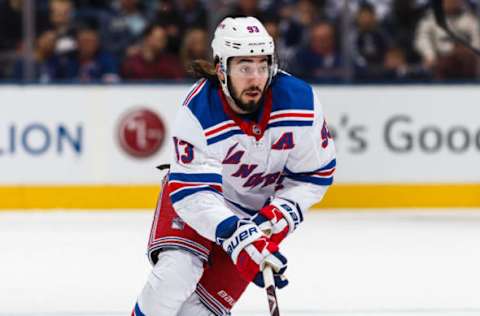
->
[49,27,119,82]
[149,0,183,54]
[292,22,344,81]
[12,30,58,82]
[101,0,147,58]
[276,1,305,48]
[434,43,479,80]
[371,0,396,20]
[324,0,394,22]
[178,0,208,30]
[383,0,426,64]
[263,15,296,71]
[0,0,22,51]
[353,3,390,79]
[380,46,430,81]
[219,0,268,23]
[0,0,23,78]
[1,0,479,83]
[46,0,78,55]
[414,0,480,74]
[149,0,208,55]
[382,46,408,79]
[180,28,209,77]
[296,0,324,28]
[73,0,110,10]
[268,0,324,55]
[121,24,185,80]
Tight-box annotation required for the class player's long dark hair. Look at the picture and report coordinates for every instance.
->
[190,58,220,87]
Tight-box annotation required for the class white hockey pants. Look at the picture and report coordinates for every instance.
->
[135,249,215,316]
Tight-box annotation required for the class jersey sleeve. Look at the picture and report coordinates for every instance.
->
[167,106,236,242]
[273,89,336,215]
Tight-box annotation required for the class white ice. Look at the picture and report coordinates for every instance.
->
[1,210,480,316]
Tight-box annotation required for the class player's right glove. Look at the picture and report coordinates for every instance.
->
[252,198,303,244]
[216,216,289,289]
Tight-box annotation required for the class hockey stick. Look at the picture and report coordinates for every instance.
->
[431,0,480,56]
[263,265,280,316]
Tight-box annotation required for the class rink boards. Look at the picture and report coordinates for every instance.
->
[1,84,479,209]
[1,184,480,209]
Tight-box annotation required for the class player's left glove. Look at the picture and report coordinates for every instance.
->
[252,198,303,244]
[216,216,288,289]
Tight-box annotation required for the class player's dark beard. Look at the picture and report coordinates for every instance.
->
[229,81,264,113]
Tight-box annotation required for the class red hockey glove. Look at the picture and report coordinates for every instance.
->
[216,216,288,288]
[252,198,303,244]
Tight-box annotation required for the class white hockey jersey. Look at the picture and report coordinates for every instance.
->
[168,71,336,242]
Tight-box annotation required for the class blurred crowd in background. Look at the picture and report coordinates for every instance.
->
[1,0,480,83]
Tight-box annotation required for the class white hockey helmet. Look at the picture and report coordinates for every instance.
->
[211,16,277,98]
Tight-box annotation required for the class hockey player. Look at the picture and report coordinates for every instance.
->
[132,16,336,316]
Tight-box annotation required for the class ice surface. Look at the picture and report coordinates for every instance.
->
[1,210,480,316]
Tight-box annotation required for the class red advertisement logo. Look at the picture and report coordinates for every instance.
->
[118,108,165,158]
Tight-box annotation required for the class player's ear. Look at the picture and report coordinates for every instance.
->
[216,63,225,83]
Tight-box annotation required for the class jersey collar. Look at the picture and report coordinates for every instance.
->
[217,88,272,141]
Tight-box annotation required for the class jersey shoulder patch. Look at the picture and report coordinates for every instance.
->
[271,72,314,112]
[268,72,315,129]
[181,79,238,145]
[182,79,229,127]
